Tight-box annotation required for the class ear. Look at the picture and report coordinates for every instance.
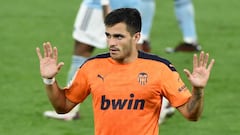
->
[133,32,141,42]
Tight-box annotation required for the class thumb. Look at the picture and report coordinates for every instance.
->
[57,62,64,70]
[183,69,191,78]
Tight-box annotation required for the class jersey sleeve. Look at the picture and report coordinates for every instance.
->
[64,67,90,104]
[160,65,192,107]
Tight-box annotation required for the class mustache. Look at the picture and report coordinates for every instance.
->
[109,46,120,51]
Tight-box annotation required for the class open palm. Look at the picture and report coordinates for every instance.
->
[36,42,64,79]
[184,51,215,89]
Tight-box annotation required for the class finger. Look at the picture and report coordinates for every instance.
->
[46,42,53,57]
[183,69,191,78]
[203,53,209,68]
[53,47,58,61]
[36,47,43,60]
[45,42,52,57]
[43,42,48,57]
[199,51,205,67]
[193,53,198,70]
[207,59,215,72]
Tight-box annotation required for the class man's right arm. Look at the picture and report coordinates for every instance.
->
[36,42,77,114]
[44,79,76,114]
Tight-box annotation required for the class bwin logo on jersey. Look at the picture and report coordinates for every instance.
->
[138,72,148,85]
[101,93,145,110]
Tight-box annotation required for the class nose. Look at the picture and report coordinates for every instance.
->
[107,38,117,47]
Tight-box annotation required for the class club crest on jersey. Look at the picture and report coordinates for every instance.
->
[138,72,148,85]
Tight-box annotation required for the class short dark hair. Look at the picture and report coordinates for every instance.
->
[104,8,142,36]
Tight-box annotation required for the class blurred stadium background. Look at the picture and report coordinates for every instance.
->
[0,0,239,134]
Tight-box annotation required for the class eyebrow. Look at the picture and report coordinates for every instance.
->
[105,32,125,38]
[105,32,110,36]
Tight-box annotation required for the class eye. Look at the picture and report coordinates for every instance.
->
[114,34,124,40]
[106,35,111,39]
[105,32,111,39]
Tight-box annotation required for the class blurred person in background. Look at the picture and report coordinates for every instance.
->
[165,0,201,53]
[138,0,202,123]
[43,0,107,120]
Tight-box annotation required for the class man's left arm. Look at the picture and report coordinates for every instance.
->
[177,87,204,121]
[177,51,215,121]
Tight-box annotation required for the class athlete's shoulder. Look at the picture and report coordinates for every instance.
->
[138,51,176,71]
[80,52,110,67]
[90,52,110,60]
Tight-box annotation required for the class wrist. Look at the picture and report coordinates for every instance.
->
[193,87,204,92]
[192,88,204,97]
[43,77,55,85]
[100,0,109,5]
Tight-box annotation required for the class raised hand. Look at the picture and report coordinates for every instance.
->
[183,51,215,89]
[36,42,64,79]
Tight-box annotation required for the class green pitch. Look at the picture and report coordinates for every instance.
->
[0,0,239,134]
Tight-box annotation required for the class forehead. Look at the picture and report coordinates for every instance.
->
[105,23,130,35]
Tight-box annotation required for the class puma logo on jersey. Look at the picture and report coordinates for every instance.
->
[101,93,145,110]
[97,74,104,81]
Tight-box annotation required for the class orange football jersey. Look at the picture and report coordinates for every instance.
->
[65,51,191,135]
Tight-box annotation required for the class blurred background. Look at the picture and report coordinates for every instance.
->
[0,0,239,134]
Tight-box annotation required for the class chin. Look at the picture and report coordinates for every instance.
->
[111,55,124,62]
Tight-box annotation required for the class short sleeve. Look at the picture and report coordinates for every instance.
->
[64,67,91,104]
[160,65,191,107]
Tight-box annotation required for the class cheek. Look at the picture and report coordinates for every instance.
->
[120,41,129,49]
[122,41,133,53]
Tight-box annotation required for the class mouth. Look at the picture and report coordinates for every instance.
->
[109,48,120,54]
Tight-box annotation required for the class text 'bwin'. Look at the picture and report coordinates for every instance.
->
[101,93,145,110]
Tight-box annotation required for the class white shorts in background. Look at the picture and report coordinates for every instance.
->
[73,4,107,49]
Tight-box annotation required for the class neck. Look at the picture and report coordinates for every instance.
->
[115,49,138,64]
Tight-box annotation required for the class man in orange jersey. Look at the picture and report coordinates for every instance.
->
[36,8,215,135]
